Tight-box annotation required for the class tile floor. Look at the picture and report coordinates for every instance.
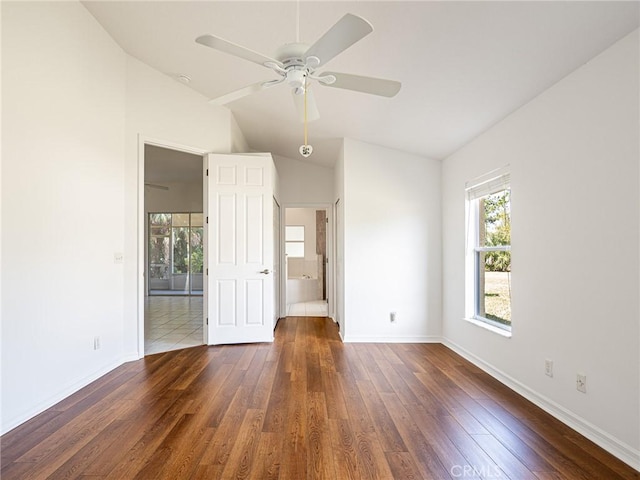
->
[286,300,329,317]
[144,297,327,355]
[144,295,204,355]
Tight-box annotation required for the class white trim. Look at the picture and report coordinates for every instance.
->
[464,317,512,337]
[1,357,132,435]
[343,335,443,343]
[442,338,640,471]
[137,135,209,359]
[466,175,512,327]
[475,246,511,253]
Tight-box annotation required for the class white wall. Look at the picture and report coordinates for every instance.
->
[441,29,639,467]
[334,144,345,334]
[340,139,442,342]
[145,181,203,214]
[123,56,233,358]
[1,3,4,373]
[230,114,250,153]
[1,2,126,433]
[1,1,237,433]
[273,154,334,205]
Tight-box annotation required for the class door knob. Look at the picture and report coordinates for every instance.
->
[259,269,271,274]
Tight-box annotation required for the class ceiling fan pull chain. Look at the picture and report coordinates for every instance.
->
[299,77,313,158]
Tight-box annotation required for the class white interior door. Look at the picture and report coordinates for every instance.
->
[205,153,274,345]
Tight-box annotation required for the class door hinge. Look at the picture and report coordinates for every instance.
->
[206,317,208,325]
[206,268,208,275]
[206,216,208,224]
[206,168,209,176]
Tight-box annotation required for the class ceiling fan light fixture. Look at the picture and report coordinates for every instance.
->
[287,69,306,90]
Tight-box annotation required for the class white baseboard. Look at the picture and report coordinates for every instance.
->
[442,338,640,472]
[1,357,128,436]
[122,352,142,363]
[5,338,638,472]
[343,335,443,343]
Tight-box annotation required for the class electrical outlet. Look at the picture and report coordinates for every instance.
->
[576,374,587,393]
[93,336,101,350]
[390,312,397,323]
[545,359,553,378]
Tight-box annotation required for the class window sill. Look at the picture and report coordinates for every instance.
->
[464,317,512,338]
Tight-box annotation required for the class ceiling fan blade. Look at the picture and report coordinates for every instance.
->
[292,88,320,123]
[208,82,267,106]
[321,72,401,97]
[304,14,373,67]
[145,183,169,191]
[196,34,282,68]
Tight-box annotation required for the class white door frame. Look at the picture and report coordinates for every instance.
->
[136,135,208,358]
[281,203,335,321]
[273,196,282,329]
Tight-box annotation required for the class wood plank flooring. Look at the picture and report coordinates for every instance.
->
[1,317,637,479]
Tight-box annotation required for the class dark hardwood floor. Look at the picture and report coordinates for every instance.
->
[1,317,637,479]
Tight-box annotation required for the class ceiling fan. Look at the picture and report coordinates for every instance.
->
[144,183,169,191]
[195,13,401,122]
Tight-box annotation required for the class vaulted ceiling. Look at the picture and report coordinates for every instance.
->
[83,1,639,167]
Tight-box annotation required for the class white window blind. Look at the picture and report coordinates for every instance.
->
[466,166,510,200]
[285,226,304,241]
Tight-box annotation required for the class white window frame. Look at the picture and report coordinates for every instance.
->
[285,225,305,258]
[465,167,512,335]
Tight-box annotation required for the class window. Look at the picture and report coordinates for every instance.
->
[285,225,305,258]
[148,212,203,295]
[466,168,511,332]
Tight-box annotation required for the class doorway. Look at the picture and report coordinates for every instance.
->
[284,207,329,317]
[142,143,206,355]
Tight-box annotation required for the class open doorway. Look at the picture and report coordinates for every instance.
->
[284,207,329,317]
[143,144,205,355]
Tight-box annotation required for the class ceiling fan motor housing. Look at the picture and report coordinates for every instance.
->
[273,43,313,92]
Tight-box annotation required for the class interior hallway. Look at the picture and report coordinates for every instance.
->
[144,296,203,355]
[286,300,329,317]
